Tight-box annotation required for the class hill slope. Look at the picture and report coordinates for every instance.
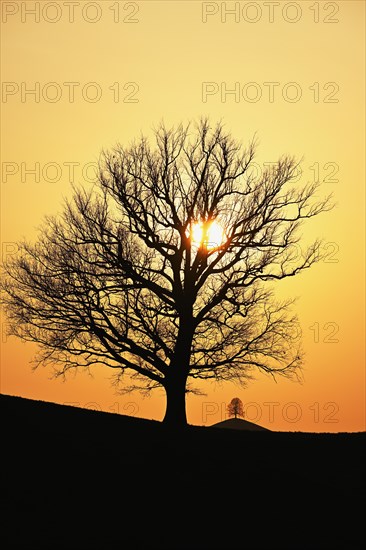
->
[211,417,270,431]
[1,394,365,549]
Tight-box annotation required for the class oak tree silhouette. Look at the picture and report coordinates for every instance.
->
[1,119,333,426]
[227,397,244,419]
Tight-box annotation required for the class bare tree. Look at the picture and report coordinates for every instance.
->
[1,119,333,426]
[227,397,244,419]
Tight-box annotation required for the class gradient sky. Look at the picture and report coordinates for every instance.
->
[1,0,365,431]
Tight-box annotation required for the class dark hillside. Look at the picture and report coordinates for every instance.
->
[211,417,270,431]
[1,394,365,549]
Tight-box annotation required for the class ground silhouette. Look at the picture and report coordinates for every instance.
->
[1,394,365,549]
[211,417,270,431]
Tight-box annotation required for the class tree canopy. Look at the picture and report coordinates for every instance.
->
[1,119,333,425]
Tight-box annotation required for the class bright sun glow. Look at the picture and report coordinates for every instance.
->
[189,220,226,249]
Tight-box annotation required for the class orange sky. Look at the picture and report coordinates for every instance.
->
[1,0,365,432]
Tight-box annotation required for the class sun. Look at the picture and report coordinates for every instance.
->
[189,219,226,249]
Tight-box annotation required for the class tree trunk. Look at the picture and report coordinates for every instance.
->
[162,303,193,427]
[163,375,188,427]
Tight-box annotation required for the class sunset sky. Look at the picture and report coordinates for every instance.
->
[1,0,365,432]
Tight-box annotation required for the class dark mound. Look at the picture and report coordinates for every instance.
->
[211,417,270,431]
[1,394,365,550]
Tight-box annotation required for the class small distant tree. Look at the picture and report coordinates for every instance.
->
[227,397,244,419]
